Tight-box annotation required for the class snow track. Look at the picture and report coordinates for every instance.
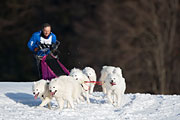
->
[0,82,180,120]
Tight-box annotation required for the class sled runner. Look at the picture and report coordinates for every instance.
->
[41,54,70,80]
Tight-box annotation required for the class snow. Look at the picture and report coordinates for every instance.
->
[0,82,180,120]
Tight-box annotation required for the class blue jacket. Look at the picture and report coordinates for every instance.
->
[27,31,57,56]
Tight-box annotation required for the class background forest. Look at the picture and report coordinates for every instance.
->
[0,0,180,94]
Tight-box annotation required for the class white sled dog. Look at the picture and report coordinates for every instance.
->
[32,79,52,109]
[100,66,124,94]
[70,68,90,103]
[49,75,82,110]
[83,67,97,94]
[104,73,126,107]
[99,66,115,94]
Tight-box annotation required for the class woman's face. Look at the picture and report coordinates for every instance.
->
[43,26,51,37]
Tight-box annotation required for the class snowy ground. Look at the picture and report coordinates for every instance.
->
[0,82,180,120]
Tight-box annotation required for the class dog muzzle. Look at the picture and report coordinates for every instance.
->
[110,81,116,86]
[50,90,57,96]
[34,92,39,99]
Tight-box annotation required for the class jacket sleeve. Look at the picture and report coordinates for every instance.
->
[27,33,38,52]
[51,33,57,44]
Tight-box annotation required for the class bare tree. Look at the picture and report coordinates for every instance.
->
[126,0,179,94]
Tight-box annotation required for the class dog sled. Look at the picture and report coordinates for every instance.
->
[33,40,69,80]
[40,54,70,80]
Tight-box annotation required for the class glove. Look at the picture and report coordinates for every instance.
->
[50,40,60,52]
[34,47,39,52]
